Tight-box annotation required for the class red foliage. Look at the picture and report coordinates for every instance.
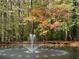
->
[51,5,70,20]
[48,21,60,30]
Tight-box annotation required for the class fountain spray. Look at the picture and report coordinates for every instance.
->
[26,0,39,53]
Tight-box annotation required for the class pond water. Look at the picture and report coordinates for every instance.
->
[0,47,78,59]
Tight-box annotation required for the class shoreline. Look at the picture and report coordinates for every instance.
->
[0,41,79,48]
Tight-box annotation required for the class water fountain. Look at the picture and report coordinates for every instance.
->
[0,43,70,59]
[25,34,40,53]
[0,19,70,59]
[0,21,70,59]
[0,0,71,59]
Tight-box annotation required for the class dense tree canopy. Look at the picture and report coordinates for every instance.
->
[0,0,79,42]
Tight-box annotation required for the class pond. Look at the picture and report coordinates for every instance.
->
[0,47,78,59]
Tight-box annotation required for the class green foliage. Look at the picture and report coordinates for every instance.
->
[0,0,79,42]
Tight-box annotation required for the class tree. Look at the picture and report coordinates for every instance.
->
[71,0,78,40]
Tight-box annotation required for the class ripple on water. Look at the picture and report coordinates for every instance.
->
[2,53,7,56]
[0,50,5,52]
[43,55,48,57]
[36,55,39,58]
[10,54,15,57]
[17,55,22,58]
[0,48,69,59]
[0,53,1,55]
[27,55,30,58]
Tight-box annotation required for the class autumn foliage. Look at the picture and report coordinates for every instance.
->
[32,7,48,20]
[51,4,70,20]
[24,2,78,40]
[48,21,60,30]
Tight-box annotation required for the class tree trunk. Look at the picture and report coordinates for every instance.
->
[1,13,4,42]
[65,31,68,41]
